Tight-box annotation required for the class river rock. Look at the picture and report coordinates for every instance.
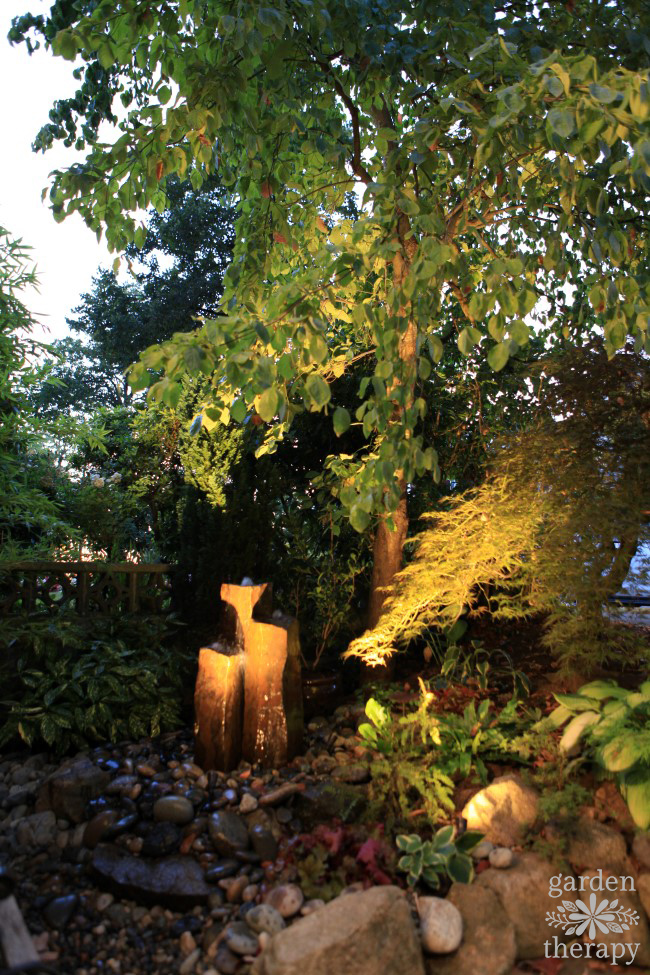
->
[461,775,538,846]
[224,920,259,956]
[36,757,110,824]
[578,868,650,966]
[153,795,194,825]
[245,903,286,935]
[265,883,304,918]
[43,893,78,928]
[16,810,57,847]
[488,847,513,869]
[418,897,463,954]
[424,884,516,975]
[250,823,278,862]
[296,781,366,828]
[92,845,210,909]
[209,809,250,856]
[205,858,240,882]
[254,885,424,975]
[477,852,571,959]
[140,821,181,857]
[331,764,370,784]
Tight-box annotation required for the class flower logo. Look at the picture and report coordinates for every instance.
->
[546,893,640,939]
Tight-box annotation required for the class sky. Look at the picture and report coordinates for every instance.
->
[1,0,113,341]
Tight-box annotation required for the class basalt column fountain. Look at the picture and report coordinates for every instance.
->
[193,582,303,771]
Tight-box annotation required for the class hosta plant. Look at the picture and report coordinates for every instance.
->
[549,679,650,829]
[396,826,484,889]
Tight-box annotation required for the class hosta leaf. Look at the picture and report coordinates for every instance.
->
[621,768,650,829]
[559,711,599,752]
[446,853,473,884]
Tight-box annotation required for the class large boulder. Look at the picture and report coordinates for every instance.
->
[36,757,110,824]
[461,775,538,847]
[254,886,425,975]
[424,884,516,975]
[477,852,572,960]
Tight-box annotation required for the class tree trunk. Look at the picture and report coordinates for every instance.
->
[367,486,408,628]
[364,216,417,676]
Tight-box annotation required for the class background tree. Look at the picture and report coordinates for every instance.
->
[0,227,76,555]
[31,174,237,416]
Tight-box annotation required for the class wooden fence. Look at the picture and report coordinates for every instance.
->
[0,562,174,617]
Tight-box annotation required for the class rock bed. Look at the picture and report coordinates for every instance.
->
[0,706,373,975]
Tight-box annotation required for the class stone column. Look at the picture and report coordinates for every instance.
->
[194,582,303,771]
[193,642,244,772]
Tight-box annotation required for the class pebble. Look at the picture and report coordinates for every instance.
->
[489,846,514,869]
[179,947,201,974]
[224,921,259,956]
[301,898,325,915]
[179,930,198,955]
[249,824,278,862]
[245,903,286,935]
[226,874,249,903]
[209,810,250,856]
[214,943,240,974]
[264,883,304,918]
[239,793,258,814]
[43,894,78,928]
[153,795,195,825]
[418,896,463,954]
[471,839,494,860]
[205,859,240,882]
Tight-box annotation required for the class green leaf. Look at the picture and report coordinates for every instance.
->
[578,680,628,701]
[230,398,247,423]
[333,407,351,436]
[487,341,511,372]
[304,373,331,410]
[257,387,280,422]
[433,825,455,848]
[553,692,602,712]
[427,336,444,363]
[621,769,650,829]
[458,326,481,356]
[310,333,328,363]
[350,505,371,533]
[547,108,576,138]
[559,711,599,752]
[600,737,641,773]
[455,830,485,853]
[396,834,422,853]
[589,83,618,104]
[509,320,530,345]
[446,853,473,884]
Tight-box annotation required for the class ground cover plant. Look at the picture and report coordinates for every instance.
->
[0,611,194,751]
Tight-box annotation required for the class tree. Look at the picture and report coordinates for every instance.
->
[30,174,237,415]
[11,0,650,634]
[0,227,73,554]
[347,343,650,674]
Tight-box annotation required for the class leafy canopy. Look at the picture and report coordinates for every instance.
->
[11,0,650,530]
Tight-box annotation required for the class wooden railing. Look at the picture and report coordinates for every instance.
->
[0,562,174,617]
